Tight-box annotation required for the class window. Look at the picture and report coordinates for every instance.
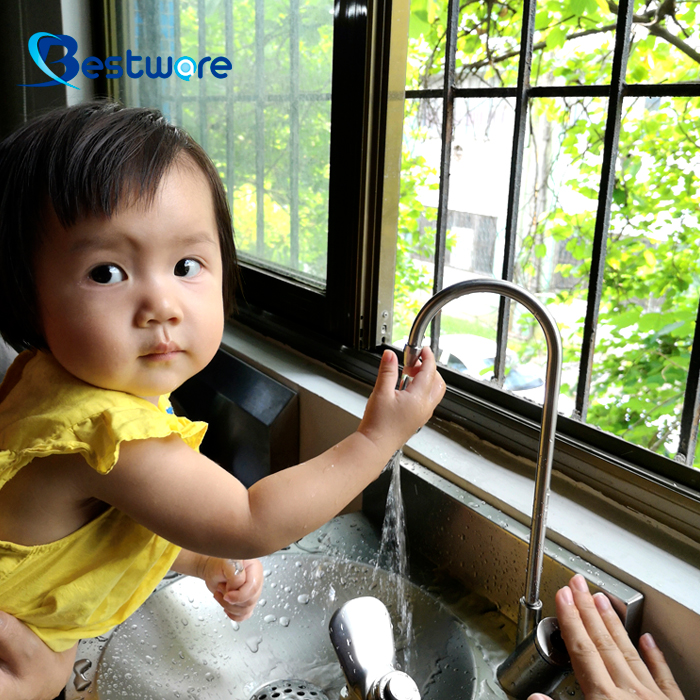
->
[106,0,380,343]
[115,0,333,286]
[393,0,700,494]
[102,0,700,519]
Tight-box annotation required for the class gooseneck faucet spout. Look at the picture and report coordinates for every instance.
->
[402,278,562,645]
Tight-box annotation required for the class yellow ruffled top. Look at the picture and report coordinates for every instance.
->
[0,351,207,651]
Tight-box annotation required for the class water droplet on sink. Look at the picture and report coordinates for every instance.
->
[264,614,277,623]
[246,636,263,653]
[279,617,290,627]
[258,598,267,607]
[297,594,310,604]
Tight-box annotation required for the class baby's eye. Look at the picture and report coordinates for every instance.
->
[174,258,202,278]
[89,264,126,285]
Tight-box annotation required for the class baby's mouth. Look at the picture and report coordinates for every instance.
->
[141,341,182,360]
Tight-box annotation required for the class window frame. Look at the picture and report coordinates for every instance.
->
[94,0,700,536]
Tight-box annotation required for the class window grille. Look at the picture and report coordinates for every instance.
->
[397,0,700,485]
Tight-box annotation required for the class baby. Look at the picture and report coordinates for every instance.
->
[0,102,445,660]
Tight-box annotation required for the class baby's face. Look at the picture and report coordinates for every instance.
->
[33,161,225,402]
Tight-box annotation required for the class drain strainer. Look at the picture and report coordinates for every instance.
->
[250,679,329,700]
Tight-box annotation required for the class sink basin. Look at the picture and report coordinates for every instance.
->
[95,553,478,699]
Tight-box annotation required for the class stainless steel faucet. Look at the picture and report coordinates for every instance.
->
[402,278,570,696]
[329,597,420,700]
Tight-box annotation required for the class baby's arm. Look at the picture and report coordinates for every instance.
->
[76,348,445,560]
[173,551,263,621]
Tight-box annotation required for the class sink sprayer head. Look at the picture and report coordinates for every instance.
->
[329,597,420,700]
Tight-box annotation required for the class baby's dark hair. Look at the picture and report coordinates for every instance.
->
[0,100,239,352]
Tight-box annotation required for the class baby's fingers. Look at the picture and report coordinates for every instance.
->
[214,559,246,595]
[373,350,399,397]
[225,560,263,605]
[406,348,445,404]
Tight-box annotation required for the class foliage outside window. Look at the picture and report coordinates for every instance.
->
[120,0,333,287]
[393,0,700,469]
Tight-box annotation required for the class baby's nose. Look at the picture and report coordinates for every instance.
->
[135,283,183,326]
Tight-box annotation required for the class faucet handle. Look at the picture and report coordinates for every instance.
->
[329,597,421,700]
[369,670,420,700]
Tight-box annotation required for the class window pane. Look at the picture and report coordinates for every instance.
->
[589,96,700,462]
[394,96,518,387]
[406,0,522,91]
[514,96,607,415]
[532,2,616,87]
[393,98,440,341]
[626,0,700,84]
[121,0,333,286]
[454,0,522,88]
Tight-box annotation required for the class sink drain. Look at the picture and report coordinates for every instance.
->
[250,679,329,700]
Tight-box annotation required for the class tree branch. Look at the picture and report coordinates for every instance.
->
[646,23,700,64]
[607,0,700,65]
[456,23,617,77]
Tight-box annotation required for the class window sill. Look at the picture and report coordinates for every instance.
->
[222,320,700,694]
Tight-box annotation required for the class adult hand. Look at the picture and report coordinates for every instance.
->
[0,611,76,700]
[528,574,684,700]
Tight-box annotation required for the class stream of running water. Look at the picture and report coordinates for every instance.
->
[374,449,413,673]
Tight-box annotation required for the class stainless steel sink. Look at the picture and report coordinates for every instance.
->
[95,553,478,700]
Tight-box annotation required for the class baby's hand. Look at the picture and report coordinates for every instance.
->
[358,348,445,457]
[203,558,264,621]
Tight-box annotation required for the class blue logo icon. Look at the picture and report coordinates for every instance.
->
[174,56,196,81]
[20,32,80,88]
[19,33,233,86]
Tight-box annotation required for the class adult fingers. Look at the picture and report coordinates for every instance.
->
[639,634,686,700]
[569,574,642,691]
[554,584,614,696]
[0,611,76,700]
[592,592,659,693]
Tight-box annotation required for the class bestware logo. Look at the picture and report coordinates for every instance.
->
[19,32,232,88]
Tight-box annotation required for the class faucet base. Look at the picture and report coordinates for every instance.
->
[497,616,571,698]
